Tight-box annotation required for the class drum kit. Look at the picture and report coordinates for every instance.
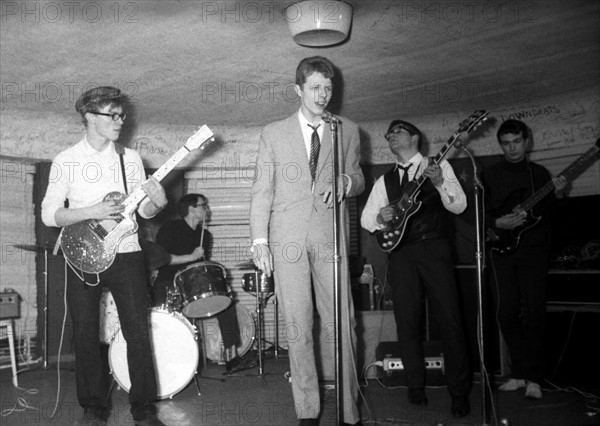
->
[101,255,280,400]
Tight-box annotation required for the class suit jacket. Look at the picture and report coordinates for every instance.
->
[250,111,364,247]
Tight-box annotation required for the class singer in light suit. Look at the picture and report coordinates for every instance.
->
[250,56,364,426]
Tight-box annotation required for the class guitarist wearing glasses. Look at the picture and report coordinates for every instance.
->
[360,119,471,418]
[481,119,567,400]
[41,87,168,426]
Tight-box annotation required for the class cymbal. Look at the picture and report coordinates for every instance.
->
[12,244,51,253]
[139,240,171,270]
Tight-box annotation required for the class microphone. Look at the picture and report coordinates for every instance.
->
[321,110,341,123]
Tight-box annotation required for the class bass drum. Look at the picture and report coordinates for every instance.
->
[99,289,119,345]
[202,303,255,363]
[109,308,198,399]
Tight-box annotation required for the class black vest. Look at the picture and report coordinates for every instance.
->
[383,164,450,247]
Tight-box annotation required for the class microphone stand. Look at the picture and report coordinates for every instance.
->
[457,143,491,425]
[324,112,343,425]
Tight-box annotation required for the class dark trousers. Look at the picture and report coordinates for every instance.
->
[490,246,548,384]
[388,238,470,397]
[67,251,157,420]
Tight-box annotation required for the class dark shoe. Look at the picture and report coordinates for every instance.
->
[408,387,428,405]
[451,395,470,418]
[341,422,363,426]
[75,408,107,426]
[299,419,319,426]
[134,412,166,426]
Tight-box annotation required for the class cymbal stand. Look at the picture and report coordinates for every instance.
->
[252,270,274,377]
[255,278,264,376]
[273,296,279,358]
[43,243,49,369]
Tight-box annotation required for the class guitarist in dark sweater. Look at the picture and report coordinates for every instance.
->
[481,119,567,400]
[361,119,471,418]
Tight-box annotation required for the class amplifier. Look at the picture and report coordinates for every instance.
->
[0,291,20,319]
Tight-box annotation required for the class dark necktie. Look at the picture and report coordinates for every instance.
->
[398,163,412,192]
[308,124,320,182]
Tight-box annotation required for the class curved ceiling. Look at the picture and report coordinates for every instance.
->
[1,0,599,128]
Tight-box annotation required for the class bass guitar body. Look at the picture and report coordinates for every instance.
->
[486,213,541,255]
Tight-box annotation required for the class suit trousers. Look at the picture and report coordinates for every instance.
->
[388,238,471,397]
[66,251,158,420]
[271,207,360,423]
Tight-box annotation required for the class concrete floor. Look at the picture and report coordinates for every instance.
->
[1,348,599,426]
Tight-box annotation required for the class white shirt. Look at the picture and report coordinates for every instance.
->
[360,153,467,233]
[42,136,153,253]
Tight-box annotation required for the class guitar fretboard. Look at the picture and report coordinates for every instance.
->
[520,144,600,212]
[122,146,192,213]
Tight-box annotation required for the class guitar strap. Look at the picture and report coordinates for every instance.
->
[115,143,128,194]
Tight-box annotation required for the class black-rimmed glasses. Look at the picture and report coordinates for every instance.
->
[91,111,127,122]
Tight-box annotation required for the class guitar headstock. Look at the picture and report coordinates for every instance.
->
[456,110,489,135]
[185,125,214,151]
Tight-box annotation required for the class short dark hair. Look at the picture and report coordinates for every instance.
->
[386,119,423,150]
[295,56,335,86]
[177,193,207,218]
[75,86,126,126]
[497,119,529,143]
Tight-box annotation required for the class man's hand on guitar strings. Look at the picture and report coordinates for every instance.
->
[91,199,125,220]
[496,211,527,230]
[379,205,399,223]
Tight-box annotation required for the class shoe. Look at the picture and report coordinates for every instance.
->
[407,387,428,405]
[341,422,363,426]
[498,378,526,391]
[134,412,166,426]
[298,419,318,426]
[75,408,107,426]
[451,395,471,418]
[525,381,543,399]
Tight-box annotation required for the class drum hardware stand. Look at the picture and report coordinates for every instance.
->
[252,269,274,380]
[43,243,50,369]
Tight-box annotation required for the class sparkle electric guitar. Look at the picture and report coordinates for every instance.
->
[59,125,214,274]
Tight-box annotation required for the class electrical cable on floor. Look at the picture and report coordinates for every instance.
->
[545,379,600,417]
[48,261,70,420]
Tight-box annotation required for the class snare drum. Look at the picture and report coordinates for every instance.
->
[202,303,255,363]
[242,271,274,294]
[109,308,198,400]
[175,261,232,318]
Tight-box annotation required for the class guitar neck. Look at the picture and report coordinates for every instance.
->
[123,145,193,212]
[412,132,461,189]
[520,144,600,212]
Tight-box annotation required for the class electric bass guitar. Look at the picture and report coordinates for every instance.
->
[376,110,489,252]
[59,125,214,274]
[486,138,600,255]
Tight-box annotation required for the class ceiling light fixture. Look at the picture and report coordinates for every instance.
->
[286,1,353,47]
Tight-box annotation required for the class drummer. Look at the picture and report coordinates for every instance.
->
[152,193,241,367]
